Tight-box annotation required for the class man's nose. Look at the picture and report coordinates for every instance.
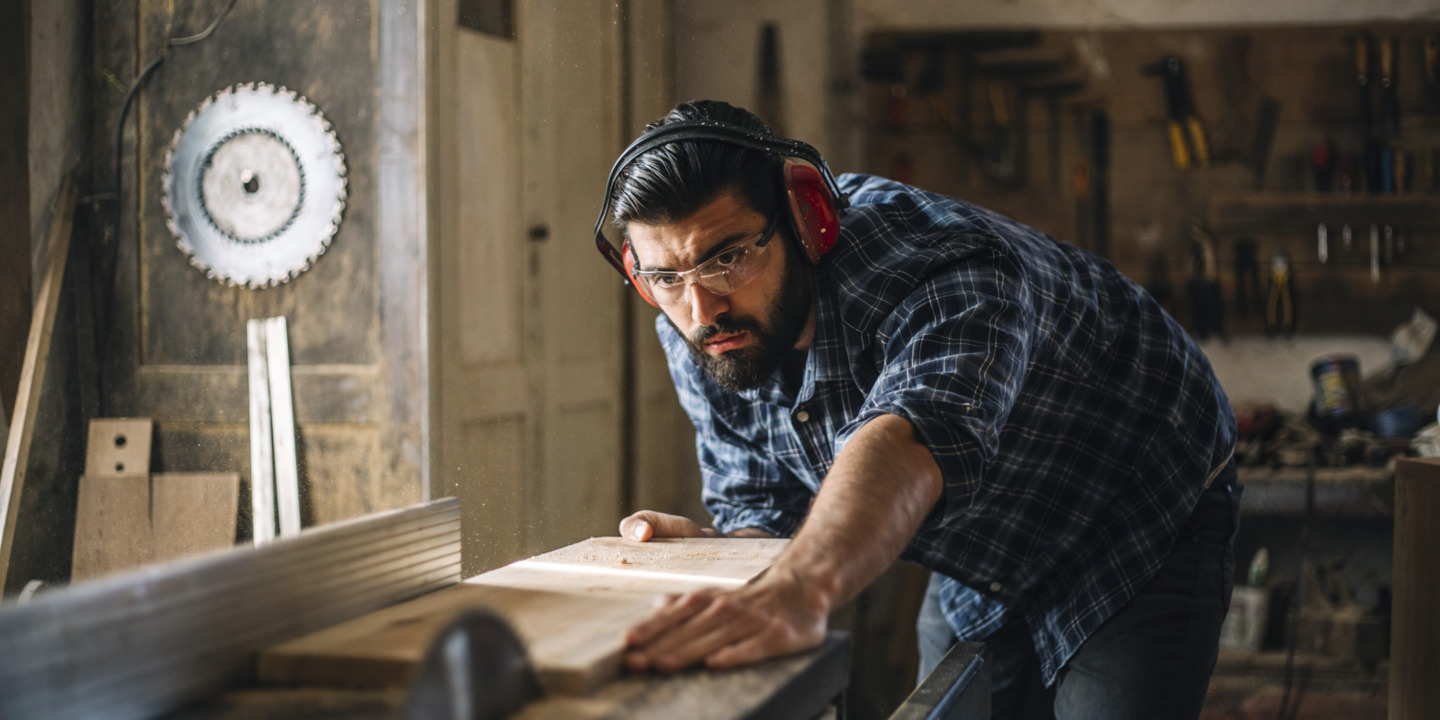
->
[687,280,729,327]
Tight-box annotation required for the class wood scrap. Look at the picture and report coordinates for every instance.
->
[246,319,276,545]
[264,317,301,538]
[84,418,152,478]
[70,475,153,581]
[257,537,789,695]
[152,472,240,563]
[0,176,77,590]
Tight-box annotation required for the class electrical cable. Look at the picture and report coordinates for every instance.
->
[98,0,237,388]
[1275,458,1316,720]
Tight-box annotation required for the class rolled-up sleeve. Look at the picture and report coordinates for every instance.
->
[837,247,1034,528]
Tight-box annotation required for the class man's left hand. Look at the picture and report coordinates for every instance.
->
[622,566,829,672]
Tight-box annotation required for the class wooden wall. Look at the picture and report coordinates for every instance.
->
[863,24,1440,336]
[96,0,428,541]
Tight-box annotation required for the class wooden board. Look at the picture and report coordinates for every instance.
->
[84,418,153,478]
[70,475,153,581]
[152,472,240,563]
[0,176,76,589]
[1392,458,1440,720]
[257,537,789,695]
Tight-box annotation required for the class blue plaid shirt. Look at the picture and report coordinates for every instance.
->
[657,174,1235,685]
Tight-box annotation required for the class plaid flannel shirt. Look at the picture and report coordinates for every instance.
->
[657,174,1236,685]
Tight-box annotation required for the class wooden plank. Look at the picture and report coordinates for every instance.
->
[257,537,789,695]
[265,317,302,537]
[69,475,153,582]
[84,418,153,478]
[0,175,76,590]
[246,319,276,545]
[1392,458,1440,720]
[152,472,240,563]
[0,498,459,720]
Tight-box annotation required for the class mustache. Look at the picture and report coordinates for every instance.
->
[689,316,763,346]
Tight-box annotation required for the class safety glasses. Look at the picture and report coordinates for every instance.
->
[631,217,778,307]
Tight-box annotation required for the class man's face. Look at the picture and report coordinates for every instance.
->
[626,191,814,391]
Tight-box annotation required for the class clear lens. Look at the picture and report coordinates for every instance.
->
[638,222,776,307]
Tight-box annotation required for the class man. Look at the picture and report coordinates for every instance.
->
[596,100,1238,719]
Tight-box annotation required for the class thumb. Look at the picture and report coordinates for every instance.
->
[619,511,701,541]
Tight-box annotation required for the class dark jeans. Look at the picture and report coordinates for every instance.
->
[917,474,1242,720]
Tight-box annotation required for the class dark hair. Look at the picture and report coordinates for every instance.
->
[609,100,783,227]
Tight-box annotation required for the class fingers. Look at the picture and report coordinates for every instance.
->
[625,590,715,648]
[619,511,703,541]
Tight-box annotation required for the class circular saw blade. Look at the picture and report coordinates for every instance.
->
[164,82,347,289]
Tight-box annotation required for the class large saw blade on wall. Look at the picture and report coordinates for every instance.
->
[163,82,347,289]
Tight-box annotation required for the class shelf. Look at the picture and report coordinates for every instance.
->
[1209,193,1440,234]
[1236,465,1394,518]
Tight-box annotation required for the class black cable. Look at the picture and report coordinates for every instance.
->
[99,0,238,387]
[1276,458,1315,720]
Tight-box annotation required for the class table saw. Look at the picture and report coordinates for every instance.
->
[0,498,987,719]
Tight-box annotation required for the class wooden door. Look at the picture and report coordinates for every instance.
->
[435,0,627,574]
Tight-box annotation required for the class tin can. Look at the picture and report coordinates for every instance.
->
[1310,355,1364,432]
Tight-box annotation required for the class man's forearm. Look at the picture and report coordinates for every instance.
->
[770,413,944,615]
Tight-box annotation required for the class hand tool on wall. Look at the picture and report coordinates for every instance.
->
[1370,224,1381,284]
[1422,34,1440,115]
[1214,34,1280,188]
[1379,36,1399,139]
[1311,141,1335,191]
[756,23,785,136]
[1265,254,1295,336]
[1090,109,1111,257]
[1185,218,1224,339]
[1317,223,1329,264]
[1234,238,1261,317]
[1143,56,1209,170]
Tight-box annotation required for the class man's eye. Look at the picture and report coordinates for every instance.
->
[714,249,744,267]
[650,273,683,288]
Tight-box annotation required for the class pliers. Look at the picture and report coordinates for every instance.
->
[1265,254,1295,335]
[1144,56,1210,170]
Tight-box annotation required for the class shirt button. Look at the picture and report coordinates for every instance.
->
[795,410,811,423]
[989,581,1002,593]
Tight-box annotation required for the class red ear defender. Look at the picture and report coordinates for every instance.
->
[783,161,841,264]
[621,240,660,307]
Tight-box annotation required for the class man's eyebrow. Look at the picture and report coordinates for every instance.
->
[637,229,754,273]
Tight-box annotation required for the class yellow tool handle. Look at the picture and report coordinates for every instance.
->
[1186,117,1210,168]
[1167,120,1191,170]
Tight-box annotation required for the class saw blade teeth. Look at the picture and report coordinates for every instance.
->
[164,81,347,290]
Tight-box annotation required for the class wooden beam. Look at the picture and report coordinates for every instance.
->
[1392,458,1440,719]
[0,176,77,590]
[0,0,30,423]
[265,316,301,537]
[246,319,276,545]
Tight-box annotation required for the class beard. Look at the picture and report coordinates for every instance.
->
[675,247,813,392]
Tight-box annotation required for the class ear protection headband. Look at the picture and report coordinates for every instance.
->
[592,119,849,307]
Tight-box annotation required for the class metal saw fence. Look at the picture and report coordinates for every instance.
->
[0,497,459,720]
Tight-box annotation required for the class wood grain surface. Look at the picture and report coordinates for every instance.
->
[257,537,789,695]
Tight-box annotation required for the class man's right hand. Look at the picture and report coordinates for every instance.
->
[619,511,715,542]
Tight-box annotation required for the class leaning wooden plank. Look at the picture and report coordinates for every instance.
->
[84,418,152,478]
[151,472,240,563]
[0,176,77,590]
[0,497,460,720]
[265,316,301,537]
[257,537,789,695]
[70,475,153,582]
[245,319,276,545]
